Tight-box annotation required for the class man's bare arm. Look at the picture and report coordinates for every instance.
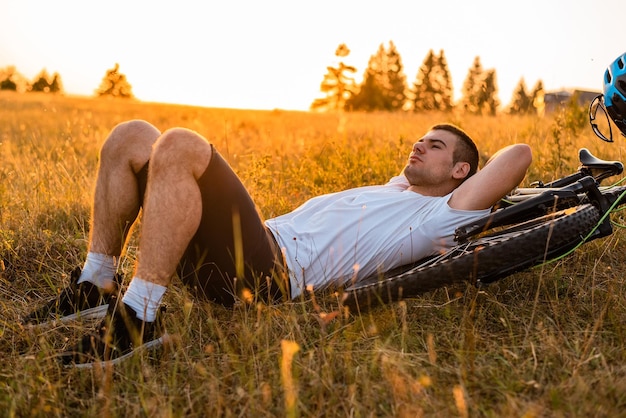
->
[448,144,532,211]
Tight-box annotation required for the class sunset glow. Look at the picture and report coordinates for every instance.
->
[1,0,624,110]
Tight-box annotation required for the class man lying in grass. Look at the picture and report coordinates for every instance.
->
[22,120,531,368]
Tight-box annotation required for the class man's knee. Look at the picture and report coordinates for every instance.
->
[151,128,212,179]
[101,120,161,163]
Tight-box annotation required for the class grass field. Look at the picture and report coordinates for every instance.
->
[1,92,626,417]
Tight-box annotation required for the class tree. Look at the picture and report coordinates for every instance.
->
[96,63,133,98]
[411,49,453,112]
[31,69,53,93]
[478,69,499,116]
[0,78,16,91]
[346,44,388,111]
[310,44,357,111]
[508,78,544,115]
[460,56,483,114]
[346,67,385,111]
[529,80,545,116]
[49,73,63,93]
[385,41,408,111]
[508,78,532,114]
[346,41,408,112]
[37,71,63,93]
[460,57,500,115]
[436,50,454,112]
[0,66,27,92]
[411,49,438,111]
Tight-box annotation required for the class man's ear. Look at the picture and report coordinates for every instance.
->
[452,162,470,180]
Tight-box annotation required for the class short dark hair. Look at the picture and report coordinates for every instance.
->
[430,123,479,180]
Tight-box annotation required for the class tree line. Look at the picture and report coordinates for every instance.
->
[0,63,134,98]
[311,42,544,115]
[1,46,544,115]
[0,67,63,94]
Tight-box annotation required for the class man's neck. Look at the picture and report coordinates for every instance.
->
[407,183,456,197]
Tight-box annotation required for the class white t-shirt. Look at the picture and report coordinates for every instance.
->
[265,175,490,298]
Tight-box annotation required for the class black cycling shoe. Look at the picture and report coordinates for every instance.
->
[21,267,122,326]
[59,297,166,369]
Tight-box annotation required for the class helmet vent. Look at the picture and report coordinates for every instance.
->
[619,58,625,70]
[619,79,626,94]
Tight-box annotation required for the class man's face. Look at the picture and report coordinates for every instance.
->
[403,129,460,187]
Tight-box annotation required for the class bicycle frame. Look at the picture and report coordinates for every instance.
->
[454,148,624,243]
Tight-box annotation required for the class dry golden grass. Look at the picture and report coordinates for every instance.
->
[1,91,626,417]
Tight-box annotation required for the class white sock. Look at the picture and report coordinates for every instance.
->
[77,252,118,289]
[122,277,167,322]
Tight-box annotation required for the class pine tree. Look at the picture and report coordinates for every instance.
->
[31,69,52,93]
[347,42,407,111]
[461,57,500,115]
[346,66,386,111]
[529,80,545,115]
[436,50,454,112]
[96,63,133,98]
[508,78,532,114]
[479,69,499,116]
[346,44,388,111]
[411,49,454,112]
[310,44,357,111]
[49,73,63,93]
[412,49,438,111]
[385,41,407,111]
[461,56,484,114]
[0,78,16,91]
[0,66,26,92]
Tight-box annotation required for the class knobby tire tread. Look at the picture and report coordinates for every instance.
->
[342,204,601,312]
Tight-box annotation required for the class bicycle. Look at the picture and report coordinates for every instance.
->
[341,95,626,312]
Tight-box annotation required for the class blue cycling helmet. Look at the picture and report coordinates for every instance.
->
[603,52,626,136]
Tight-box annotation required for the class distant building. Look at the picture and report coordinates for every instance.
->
[543,89,601,113]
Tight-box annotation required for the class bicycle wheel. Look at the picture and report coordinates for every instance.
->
[342,203,602,312]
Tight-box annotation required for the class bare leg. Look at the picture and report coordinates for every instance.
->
[22,121,162,326]
[89,120,161,256]
[134,128,212,286]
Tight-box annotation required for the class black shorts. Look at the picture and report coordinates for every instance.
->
[137,146,289,306]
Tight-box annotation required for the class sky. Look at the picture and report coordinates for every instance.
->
[1,0,624,111]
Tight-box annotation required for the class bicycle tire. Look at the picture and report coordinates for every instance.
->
[342,203,602,312]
